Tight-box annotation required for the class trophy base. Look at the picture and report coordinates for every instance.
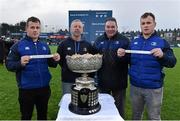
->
[69,102,101,115]
[69,83,101,115]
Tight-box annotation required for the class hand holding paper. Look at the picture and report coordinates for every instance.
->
[117,48,126,57]
[52,53,60,61]
[21,56,30,66]
[151,48,163,58]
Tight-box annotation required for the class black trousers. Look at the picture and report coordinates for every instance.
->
[99,88,126,119]
[0,40,4,64]
[18,86,51,120]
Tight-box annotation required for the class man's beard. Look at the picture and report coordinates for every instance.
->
[72,31,81,37]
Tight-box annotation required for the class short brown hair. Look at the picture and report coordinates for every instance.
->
[105,17,117,26]
[141,12,155,21]
[26,16,41,26]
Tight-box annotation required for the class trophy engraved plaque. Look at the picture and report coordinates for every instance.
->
[66,53,102,115]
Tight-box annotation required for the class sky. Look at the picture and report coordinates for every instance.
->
[0,0,180,32]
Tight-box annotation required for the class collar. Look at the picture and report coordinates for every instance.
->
[140,31,157,39]
[25,35,40,42]
[69,37,84,43]
[104,32,119,40]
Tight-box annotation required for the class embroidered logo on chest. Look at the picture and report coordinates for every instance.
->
[67,47,71,50]
[25,46,30,50]
[115,41,119,44]
[42,46,47,50]
[151,42,157,46]
[134,42,138,45]
[100,42,104,44]
[83,48,87,52]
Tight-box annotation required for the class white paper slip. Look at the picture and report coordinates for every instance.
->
[29,55,54,59]
[125,50,151,54]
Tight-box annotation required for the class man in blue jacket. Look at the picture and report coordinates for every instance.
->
[6,16,60,120]
[117,12,177,120]
[57,19,96,95]
[94,17,129,118]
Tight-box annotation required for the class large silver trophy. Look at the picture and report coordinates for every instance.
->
[66,53,102,115]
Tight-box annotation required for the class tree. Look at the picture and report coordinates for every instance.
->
[1,23,10,36]
[19,21,26,31]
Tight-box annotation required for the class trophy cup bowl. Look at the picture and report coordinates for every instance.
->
[66,53,102,115]
[66,53,102,73]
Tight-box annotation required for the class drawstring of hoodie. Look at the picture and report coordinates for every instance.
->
[74,41,80,54]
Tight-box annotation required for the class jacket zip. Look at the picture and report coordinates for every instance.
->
[139,39,146,84]
[34,42,43,87]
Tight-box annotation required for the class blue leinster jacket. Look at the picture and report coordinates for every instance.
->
[6,36,57,89]
[129,32,177,89]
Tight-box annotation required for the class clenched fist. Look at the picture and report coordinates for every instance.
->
[21,56,30,66]
[117,48,126,57]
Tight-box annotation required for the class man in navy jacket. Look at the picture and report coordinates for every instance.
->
[94,17,129,118]
[117,12,176,120]
[6,16,60,120]
[57,19,96,95]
